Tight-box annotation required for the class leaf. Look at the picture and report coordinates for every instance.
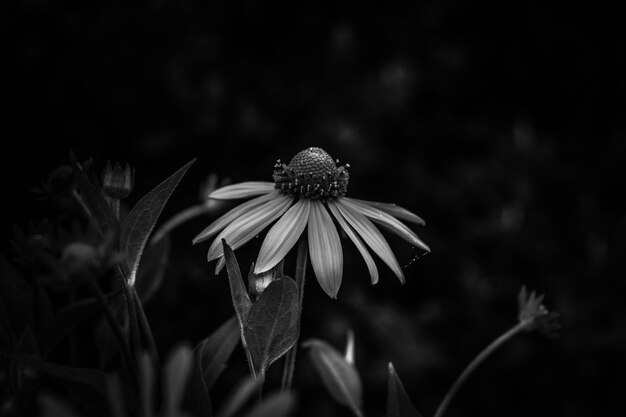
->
[135,234,171,304]
[37,289,122,355]
[163,342,193,417]
[243,277,299,377]
[70,151,120,236]
[222,241,252,332]
[387,362,423,417]
[216,377,262,417]
[243,391,297,417]
[185,317,239,417]
[303,339,363,417]
[15,355,108,396]
[40,395,82,417]
[121,158,196,286]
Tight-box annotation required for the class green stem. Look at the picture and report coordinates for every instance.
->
[433,322,526,417]
[132,288,159,364]
[281,237,308,391]
[123,282,142,360]
[90,280,136,385]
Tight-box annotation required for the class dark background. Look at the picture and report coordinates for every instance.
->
[4,1,626,416]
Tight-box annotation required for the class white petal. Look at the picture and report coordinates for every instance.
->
[335,200,405,283]
[327,201,379,285]
[342,198,430,253]
[208,182,275,200]
[193,191,279,245]
[206,195,293,262]
[254,199,311,274]
[348,198,426,226]
[308,202,343,298]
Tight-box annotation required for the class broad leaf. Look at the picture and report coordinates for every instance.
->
[136,234,171,304]
[303,339,363,417]
[163,343,193,417]
[70,152,119,236]
[185,316,239,417]
[243,391,297,417]
[243,278,299,377]
[222,241,252,332]
[121,158,196,286]
[387,362,423,417]
[37,289,122,355]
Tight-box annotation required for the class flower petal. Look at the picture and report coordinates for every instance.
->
[327,201,379,285]
[208,182,275,200]
[206,195,293,263]
[342,198,430,253]
[348,198,426,226]
[193,191,279,245]
[334,200,405,283]
[254,199,311,274]
[308,202,343,298]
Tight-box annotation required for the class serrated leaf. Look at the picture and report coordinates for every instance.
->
[121,158,196,286]
[222,241,252,332]
[37,289,122,355]
[303,339,363,417]
[243,278,299,377]
[185,316,239,417]
[135,234,171,304]
[70,152,119,236]
[243,391,297,417]
[387,362,423,417]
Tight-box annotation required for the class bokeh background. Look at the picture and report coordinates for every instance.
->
[4,1,625,416]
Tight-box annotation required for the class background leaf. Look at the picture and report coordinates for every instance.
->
[121,158,195,286]
[243,391,297,417]
[387,362,423,417]
[184,316,240,417]
[163,343,193,417]
[303,339,363,417]
[243,277,299,377]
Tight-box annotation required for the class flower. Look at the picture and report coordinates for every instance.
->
[193,147,430,298]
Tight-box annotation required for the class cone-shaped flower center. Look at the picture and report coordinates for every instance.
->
[273,147,349,200]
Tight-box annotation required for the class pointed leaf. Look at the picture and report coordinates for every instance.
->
[243,277,299,376]
[222,241,252,331]
[185,317,240,417]
[243,391,297,417]
[121,158,196,286]
[303,339,363,417]
[70,152,120,235]
[135,234,171,304]
[387,363,423,417]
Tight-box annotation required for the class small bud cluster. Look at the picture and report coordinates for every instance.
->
[273,147,349,200]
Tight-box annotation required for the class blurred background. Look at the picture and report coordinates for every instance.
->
[3,1,625,416]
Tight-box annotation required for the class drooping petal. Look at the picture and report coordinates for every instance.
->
[327,201,379,285]
[254,199,311,274]
[308,202,343,298]
[208,182,275,200]
[206,195,293,262]
[193,191,279,245]
[335,200,405,283]
[342,198,430,253]
[348,198,426,226]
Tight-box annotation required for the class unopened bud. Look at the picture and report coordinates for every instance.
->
[101,161,134,199]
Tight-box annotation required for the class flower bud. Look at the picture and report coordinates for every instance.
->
[101,161,134,199]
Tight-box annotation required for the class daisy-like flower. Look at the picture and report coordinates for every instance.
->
[193,147,430,298]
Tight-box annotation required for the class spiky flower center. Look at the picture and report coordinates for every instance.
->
[273,147,349,200]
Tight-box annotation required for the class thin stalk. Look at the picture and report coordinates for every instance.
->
[281,237,308,390]
[150,203,214,245]
[433,322,526,417]
[122,282,142,360]
[132,288,159,364]
[90,280,136,385]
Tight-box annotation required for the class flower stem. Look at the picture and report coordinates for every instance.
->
[89,280,136,386]
[132,288,160,364]
[433,322,526,417]
[281,237,308,390]
[150,203,216,245]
